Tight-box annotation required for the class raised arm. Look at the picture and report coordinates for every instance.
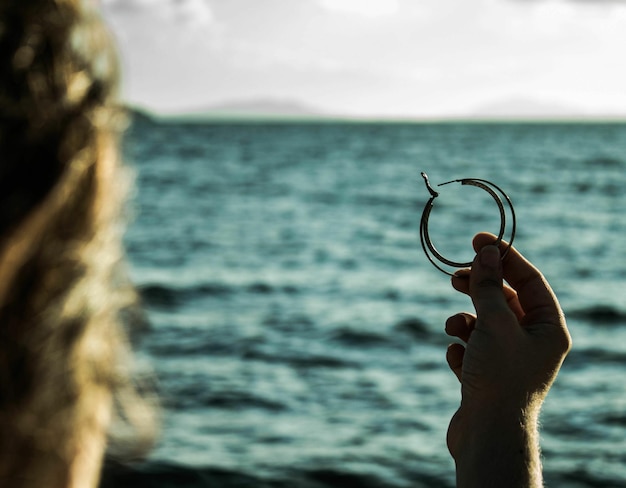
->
[445,233,571,487]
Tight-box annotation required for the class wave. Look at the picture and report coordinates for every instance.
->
[330,328,390,347]
[139,283,231,308]
[565,347,626,368]
[243,348,357,369]
[162,388,288,412]
[567,305,626,325]
[100,461,453,488]
[548,468,626,488]
[392,317,432,340]
[139,282,300,309]
[99,461,266,488]
[583,155,624,168]
[600,412,626,427]
[330,318,436,348]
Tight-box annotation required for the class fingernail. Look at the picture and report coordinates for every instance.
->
[480,245,501,268]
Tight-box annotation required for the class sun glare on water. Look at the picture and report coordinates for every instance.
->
[319,0,399,17]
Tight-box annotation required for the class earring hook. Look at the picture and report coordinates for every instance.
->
[421,172,439,198]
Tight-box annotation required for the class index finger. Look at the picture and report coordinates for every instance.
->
[472,233,565,327]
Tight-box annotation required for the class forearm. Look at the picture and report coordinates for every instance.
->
[452,404,543,488]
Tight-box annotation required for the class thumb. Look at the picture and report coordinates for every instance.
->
[469,245,512,326]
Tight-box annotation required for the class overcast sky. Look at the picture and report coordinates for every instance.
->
[101,0,626,118]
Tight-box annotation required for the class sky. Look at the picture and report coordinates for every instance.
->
[101,0,626,118]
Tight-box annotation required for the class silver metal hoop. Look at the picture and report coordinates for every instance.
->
[419,172,516,276]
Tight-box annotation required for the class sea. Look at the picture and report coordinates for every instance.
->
[99,117,626,488]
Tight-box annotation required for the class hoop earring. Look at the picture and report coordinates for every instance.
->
[419,172,516,276]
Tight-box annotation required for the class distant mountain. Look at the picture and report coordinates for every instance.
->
[469,96,588,120]
[174,98,326,121]
[126,97,626,124]
[126,107,157,125]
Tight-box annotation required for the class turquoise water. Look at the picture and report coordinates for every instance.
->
[106,119,626,487]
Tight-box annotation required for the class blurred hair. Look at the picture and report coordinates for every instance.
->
[0,1,156,487]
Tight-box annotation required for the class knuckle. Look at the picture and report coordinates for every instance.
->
[558,329,573,356]
[556,310,572,355]
[471,277,502,295]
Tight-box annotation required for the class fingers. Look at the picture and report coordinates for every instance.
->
[446,343,465,382]
[468,244,517,329]
[473,233,565,328]
[445,314,473,383]
[451,269,525,321]
[471,232,504,254]
[445,313,476,343]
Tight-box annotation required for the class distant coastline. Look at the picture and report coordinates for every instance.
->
[126,96,626,125]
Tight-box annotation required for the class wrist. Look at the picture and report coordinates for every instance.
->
[449,402,543,488]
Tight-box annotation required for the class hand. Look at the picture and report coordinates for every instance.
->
[444,233,571,487]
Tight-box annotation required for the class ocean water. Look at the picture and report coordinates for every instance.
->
[100,118,626,487]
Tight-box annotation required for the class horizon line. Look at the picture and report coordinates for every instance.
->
[127,106,626,125]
